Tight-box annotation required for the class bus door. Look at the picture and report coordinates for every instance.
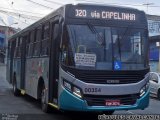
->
[49,20,61,104]
[20,36,27,89]
[9,40,16,84]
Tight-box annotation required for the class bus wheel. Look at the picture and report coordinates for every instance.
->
[41,85,50,113]
[13,75,20,96]
[103,110,115,115]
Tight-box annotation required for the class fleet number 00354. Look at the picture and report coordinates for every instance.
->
[84,88,101,93]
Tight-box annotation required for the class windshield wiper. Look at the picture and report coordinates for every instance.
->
[115,26,132,61]
[120,25,132,41]
[87,22,105,46]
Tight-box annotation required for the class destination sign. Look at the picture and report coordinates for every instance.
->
[67,5,141,22]
[74,9,136,21]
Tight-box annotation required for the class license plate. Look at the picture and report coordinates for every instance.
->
[105,100,120,106]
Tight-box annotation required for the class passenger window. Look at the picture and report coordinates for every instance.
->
[14,37,21,58]
[26,33,33,57]
[41,40,49,56]
[33,42,40,56]
[43,23,49,39]
[36,26,42,42]
[32,27,41,57]
[30,30,35,43]
[28,44,34,57]
[41,23,49,56]
[27,33,34,57]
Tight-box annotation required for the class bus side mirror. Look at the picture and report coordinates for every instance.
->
[58,16,63,36]
[58,18,64,49]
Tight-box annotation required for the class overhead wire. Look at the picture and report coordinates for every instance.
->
[0,9,42,20]
[0,18,7,26]
[0,6,45,16]
[25,0,54,9]
[75,0,160,8]
[4,0,31,26]
[0,12,30,25]
[43,0,63,5]
[0,0,59,28]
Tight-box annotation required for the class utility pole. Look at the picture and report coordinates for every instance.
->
[143,0,154,14]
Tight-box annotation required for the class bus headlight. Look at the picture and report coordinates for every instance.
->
[73,86,82,98]
[140,82,150,97]
[63,79,82,98]
[63,80,71,91]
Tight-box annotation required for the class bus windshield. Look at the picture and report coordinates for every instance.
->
[64,24,147,70]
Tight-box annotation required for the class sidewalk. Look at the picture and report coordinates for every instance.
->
[0,63,12,90]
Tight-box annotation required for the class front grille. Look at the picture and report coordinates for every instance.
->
[84,94,140,106]
[78,73,144,84]
[61,65,149,84]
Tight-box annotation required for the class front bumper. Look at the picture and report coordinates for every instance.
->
[59,88,149,112]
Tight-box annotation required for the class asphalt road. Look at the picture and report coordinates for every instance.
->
[0,76,160,120]
[0,62,160,120]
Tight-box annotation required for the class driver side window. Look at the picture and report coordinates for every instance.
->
[61,27,74,66]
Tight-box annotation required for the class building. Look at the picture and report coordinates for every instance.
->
[0,25,17,63]
[147,15,160,72]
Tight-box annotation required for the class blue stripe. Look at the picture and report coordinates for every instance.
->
[59,88,149,111]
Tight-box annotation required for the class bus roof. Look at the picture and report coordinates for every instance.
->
[76,3,140,11]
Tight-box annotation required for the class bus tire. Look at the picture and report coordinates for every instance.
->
[12,75,20,96]
[103,110,115,115]
[157,89,160,100]
[41,84,50,113]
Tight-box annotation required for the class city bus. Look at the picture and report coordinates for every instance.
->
[7,4,150,114]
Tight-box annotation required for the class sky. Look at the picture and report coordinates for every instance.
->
[0,0,160,29]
